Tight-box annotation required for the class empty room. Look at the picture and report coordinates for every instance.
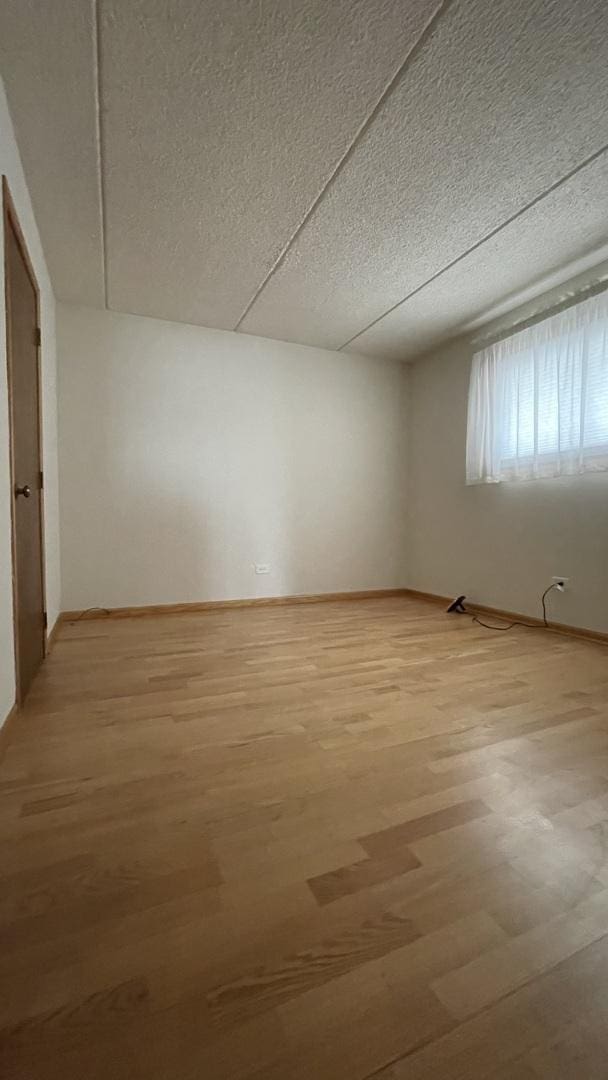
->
[2,1,608,1077]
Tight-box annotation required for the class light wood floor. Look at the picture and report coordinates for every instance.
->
[2,597,608,1079]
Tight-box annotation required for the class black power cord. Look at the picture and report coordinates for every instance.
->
[69,607,110,623]
[472,582,560,632]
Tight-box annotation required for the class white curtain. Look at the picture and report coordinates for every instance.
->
[466,290,608,484]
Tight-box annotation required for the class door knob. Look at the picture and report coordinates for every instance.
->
[15,484,31,499]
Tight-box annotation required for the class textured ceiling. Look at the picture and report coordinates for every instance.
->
[1,0,608,360]
[0,0,104,307]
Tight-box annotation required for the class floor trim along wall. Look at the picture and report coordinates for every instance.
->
[46,617,62,654]
[403,588,608,645]
[59,587,607,643]
[60,589,409,622]
[1,618,62,762]
[0,702,19,762]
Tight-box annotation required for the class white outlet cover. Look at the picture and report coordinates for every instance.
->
[255,564,271,575]
[552,576,570,589]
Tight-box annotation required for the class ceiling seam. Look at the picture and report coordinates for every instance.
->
[339,140,608,351]
[92,0,108,308]
[232,0,457,332]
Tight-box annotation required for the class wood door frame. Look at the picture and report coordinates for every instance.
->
[3,175,48,704]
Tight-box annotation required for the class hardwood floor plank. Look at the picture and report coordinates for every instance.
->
[431,887,608,1020]
[368,933,608,1079]
[359,798,491,856]
[307,849,422,906]
[206,909,420,1026]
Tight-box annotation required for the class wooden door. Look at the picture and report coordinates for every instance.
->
[3,178,46,702]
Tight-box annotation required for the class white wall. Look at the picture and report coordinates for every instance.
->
[58,305,408,610]
[0,77,61,724]
[407,336,608,634]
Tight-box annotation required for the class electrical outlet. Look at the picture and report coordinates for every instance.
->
[254,563,271,575]
[552,576,570,591]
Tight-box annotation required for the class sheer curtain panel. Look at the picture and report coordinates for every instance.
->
[466,291,608,484]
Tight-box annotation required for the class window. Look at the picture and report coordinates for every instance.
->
[466,291,608,483]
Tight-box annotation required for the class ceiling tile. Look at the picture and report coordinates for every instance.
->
[346,152,608,361]
[100,0,441,329]
[0,0,104,307]
[241,0,608,350]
